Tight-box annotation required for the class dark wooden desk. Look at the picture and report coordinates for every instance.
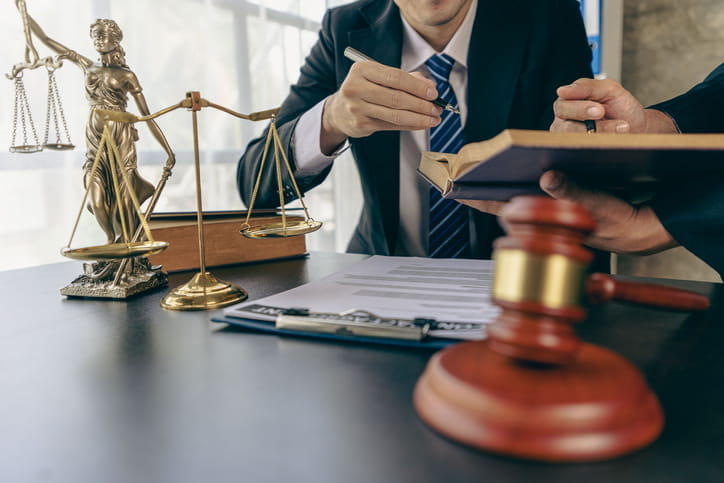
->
[1,252,723,483]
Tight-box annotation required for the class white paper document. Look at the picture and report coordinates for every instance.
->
[223,255,500,340]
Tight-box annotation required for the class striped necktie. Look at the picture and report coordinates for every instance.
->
[426,53,470,258]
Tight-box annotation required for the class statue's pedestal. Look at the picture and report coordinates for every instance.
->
[60,258,167,299]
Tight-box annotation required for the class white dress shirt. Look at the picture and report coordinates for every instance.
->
[292,0,477,256]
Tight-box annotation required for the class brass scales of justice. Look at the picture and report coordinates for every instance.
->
[6,0,74,153]
[64,91,322,310]
[6,1,320,310]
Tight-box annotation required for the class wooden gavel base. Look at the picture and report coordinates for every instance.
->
[413,340,664,462]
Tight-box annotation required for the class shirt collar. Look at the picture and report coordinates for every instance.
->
[400,0,477,72]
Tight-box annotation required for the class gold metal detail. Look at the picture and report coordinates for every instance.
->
[61,241,169,261]
[160,272,247,311]
[41,65,73,150]
[8,1,320,305]
[240,117,322,238]
[493,249,586,309]
[61,124,165,261]
[9,3,176,297]
[7,0,64,79]
[241,220,322,239]
[9,73,41,152]
[104,91,303,310]
[8,1,73,152]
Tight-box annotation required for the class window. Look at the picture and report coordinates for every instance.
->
[0,0,360,270]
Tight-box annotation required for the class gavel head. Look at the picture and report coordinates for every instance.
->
[488,196,597,365]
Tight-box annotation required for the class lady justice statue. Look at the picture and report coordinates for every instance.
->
[15,1,176,297]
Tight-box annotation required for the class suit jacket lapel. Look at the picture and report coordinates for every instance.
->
[465,2,529,142]
[346,1,403,254]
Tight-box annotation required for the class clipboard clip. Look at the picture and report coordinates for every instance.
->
[276,308,435,341]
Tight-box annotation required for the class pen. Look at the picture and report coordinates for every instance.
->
[584,119,597,133]
[343,46,461,115]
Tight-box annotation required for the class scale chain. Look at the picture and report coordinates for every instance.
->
[11,76,41,152]
[43,69,72,146]
[11,79,19,148]
[21,78,38,147]
[44,70,56,145]
[53,72,72,145]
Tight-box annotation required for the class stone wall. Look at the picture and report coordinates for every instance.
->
[614,0,723,282]
[622,0,723,105]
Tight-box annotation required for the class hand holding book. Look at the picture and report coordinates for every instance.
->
[537,171,677,256]
[451,76,720,261]
[542,77,690,256]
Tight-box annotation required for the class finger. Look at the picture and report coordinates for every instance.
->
[367,118,441,133]
[358,81,442,116]
[539,171,631,215]
[556,78,624,103]
[550,119,631,134]
[366,103,441,129]
[352,61,437,100]
[550,118,589,133]
[553,98,605,121]
[409,71,429,82]
[540,170,597,202]
[593,119,631,133]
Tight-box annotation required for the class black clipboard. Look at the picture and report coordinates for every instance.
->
[211,306,484,350]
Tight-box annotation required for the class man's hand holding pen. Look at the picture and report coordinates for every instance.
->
[320,53,443,155]
[550,78,678,134]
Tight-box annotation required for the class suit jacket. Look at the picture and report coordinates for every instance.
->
[650,64,724,275]
[237,0,594,260]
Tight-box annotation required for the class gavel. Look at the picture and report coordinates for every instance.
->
[488,195,709,365]
[413,196,710,463]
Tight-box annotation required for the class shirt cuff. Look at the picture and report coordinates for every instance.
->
[292,98,349,177]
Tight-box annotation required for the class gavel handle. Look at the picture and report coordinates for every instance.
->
[586,273,710,312]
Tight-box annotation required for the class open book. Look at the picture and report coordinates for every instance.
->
[418,129,724,201]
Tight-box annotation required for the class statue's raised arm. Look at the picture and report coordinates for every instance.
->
[14,0,93,69]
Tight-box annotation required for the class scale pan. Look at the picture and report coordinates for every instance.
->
[241,219,322,239]
[9,145,42,153]
[43,143,75,151]
[61,240,169,261]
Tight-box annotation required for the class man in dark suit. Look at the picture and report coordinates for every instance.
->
[538,64,724,274]
[237,0,593,260]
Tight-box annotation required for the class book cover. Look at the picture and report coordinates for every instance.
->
[148,211,308,272]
